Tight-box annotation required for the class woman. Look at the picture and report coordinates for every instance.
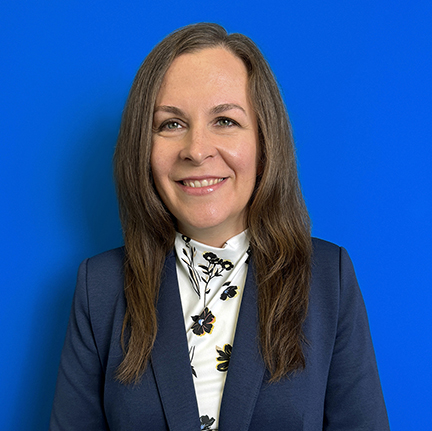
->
[51,23,389,430]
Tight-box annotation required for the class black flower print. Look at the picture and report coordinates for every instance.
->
[220,281,238,301]
[216,344,232,372]
[189,345,197,378]
[199,252,234,303]
[180,235,238,306]
[245,246,252,264]
[200,415,216,430]
[191,307,216,336]
[221,260,234,270]
[180,238,201,298]
[203,252,218,263]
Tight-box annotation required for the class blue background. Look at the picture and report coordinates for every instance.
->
[1,1,431,429]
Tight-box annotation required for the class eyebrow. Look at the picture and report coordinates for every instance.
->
[154,103,247,116]
[210,103,246,115]
[153,105,186,116]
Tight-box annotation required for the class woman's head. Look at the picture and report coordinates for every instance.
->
[115,22,301,248]
[115,23,311,384]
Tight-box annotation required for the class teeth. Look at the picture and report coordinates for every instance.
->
[183,178,224,188]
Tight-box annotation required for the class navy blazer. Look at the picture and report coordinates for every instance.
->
[50,238,389,430]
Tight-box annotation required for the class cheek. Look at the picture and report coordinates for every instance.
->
[151,139,168,172]
[150,150,166,192]
[237,143,259,178]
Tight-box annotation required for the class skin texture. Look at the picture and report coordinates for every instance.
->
[151,48,259,247]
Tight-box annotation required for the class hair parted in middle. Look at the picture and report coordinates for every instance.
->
[114,22,312,384]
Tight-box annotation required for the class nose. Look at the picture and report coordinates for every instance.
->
[179,126,217,165]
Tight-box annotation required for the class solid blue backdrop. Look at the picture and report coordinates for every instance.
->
[1,1,431,429]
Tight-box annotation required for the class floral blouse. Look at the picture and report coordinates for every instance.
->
[174,231,251,430]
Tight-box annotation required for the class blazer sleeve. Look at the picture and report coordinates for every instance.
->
[50,259,109,431]
[323,247,390,430]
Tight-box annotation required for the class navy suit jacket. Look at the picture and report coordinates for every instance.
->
[50,238,389,430]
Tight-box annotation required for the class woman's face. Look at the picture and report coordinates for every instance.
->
[151,47,259,246]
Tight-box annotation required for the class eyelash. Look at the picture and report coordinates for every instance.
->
[155,117,240,132]
[158,120,183,131]
[215,117,239,127]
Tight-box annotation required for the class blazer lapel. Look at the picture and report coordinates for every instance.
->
[219,262,266,431]
[151,252,201,431]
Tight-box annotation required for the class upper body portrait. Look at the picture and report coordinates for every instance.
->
[50,23,389,430]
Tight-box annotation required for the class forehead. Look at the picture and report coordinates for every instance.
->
[156,47,250,106]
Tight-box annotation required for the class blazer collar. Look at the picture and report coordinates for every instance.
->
[150,251,201,431]
[219,261,266,431]
[151,253,265,431]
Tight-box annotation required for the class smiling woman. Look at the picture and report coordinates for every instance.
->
[50,23,390,430]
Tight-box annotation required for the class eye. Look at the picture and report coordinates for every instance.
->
[154,119,185,133]
[163,120,182,130]
[215,117,239,127]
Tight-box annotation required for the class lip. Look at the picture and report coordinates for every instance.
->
[181,177,225,188]
[176,176,227,195]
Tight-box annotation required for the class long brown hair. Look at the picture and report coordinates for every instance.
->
[114,23,312,384]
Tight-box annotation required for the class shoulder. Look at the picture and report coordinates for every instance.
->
[306,238,364,356]
[309,237,359,312]
[85,247,125,276]
[310,237,341,283]
[311,237,341,262]
[75,247,126,315]
[311,237,354,277]
[73,248,127,364]
[77,247,125,289]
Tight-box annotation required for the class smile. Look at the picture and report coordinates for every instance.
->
[181,178,225,188]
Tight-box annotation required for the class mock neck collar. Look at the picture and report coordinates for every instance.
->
[175,230,250,262]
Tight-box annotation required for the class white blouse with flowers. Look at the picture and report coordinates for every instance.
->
[174,231,251,431]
